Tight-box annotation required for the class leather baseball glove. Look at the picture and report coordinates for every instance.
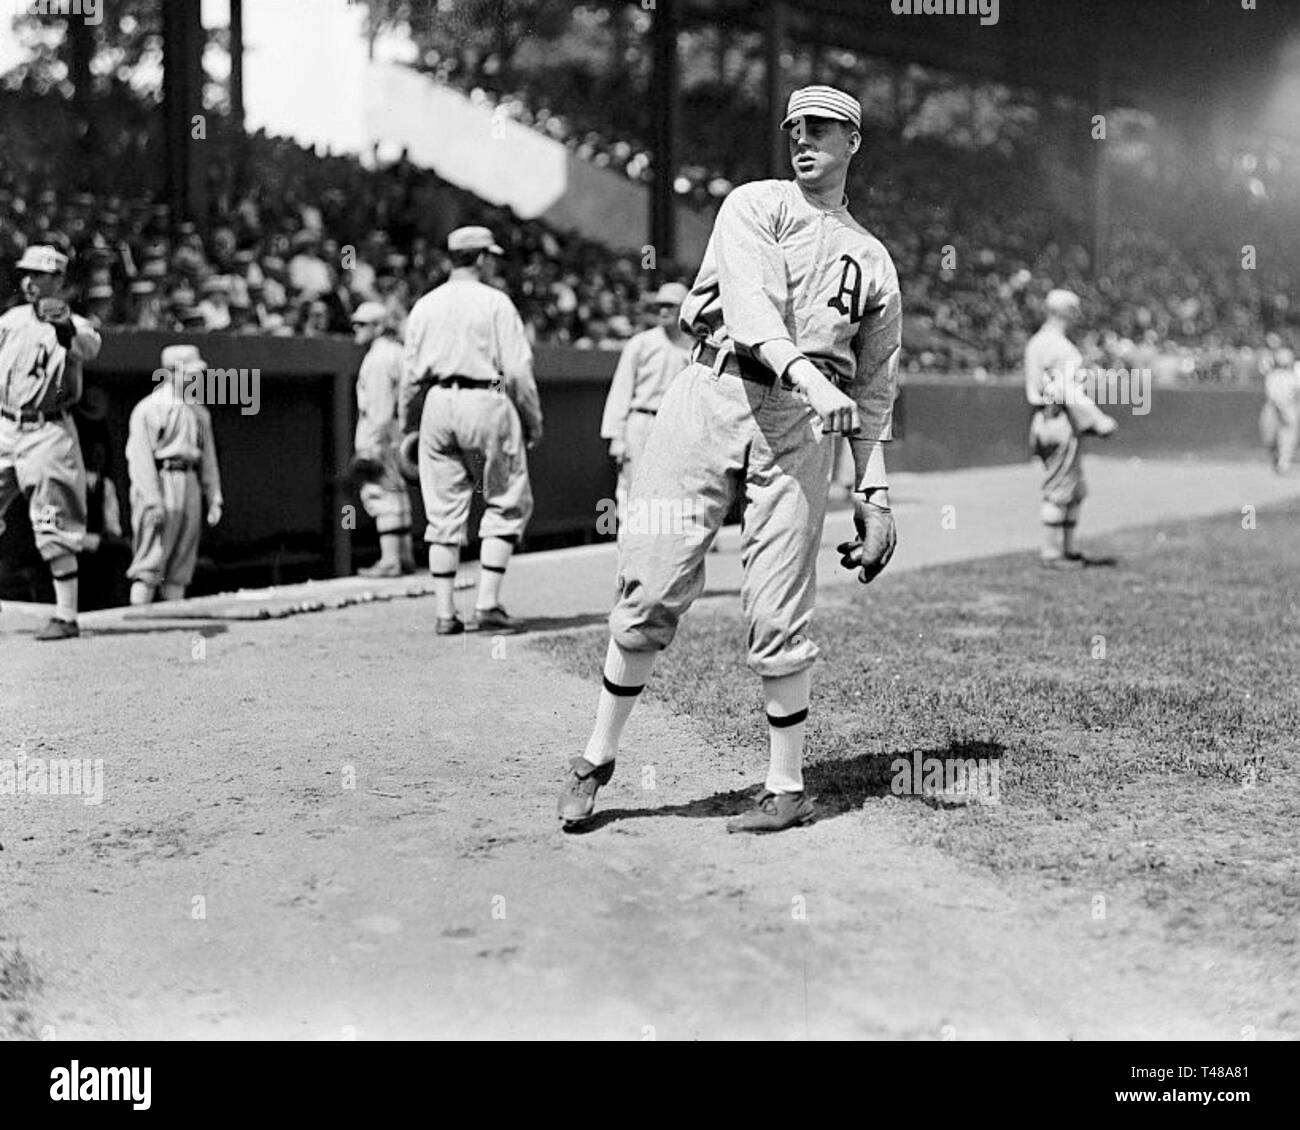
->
[36,296,72,325]
[397,433,421,483]
[346,450,388,487]
[836,497,896,585]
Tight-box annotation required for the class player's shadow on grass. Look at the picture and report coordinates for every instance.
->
[514,591,743,637]
[564,739,1006,833]
[81,623,231,638]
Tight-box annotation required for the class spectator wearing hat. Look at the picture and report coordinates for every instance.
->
[124,344,224,605]
[289,230,333,300]
[351,301,415,577]
[599,281,693,534]
[198,276,233,332]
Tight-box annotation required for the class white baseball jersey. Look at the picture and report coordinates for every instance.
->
[0,305,101,412]
[125,382,223,510]
[355,335,404,452]
[679,179,901,487]
[400,277,542,438]
[600,325,693,441]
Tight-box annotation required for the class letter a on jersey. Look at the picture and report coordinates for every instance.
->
[827,255,864,322]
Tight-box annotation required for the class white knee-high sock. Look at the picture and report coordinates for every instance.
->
[49,555,78,623]
[428,543,460,619]
[583,639,658,767]
[476,536,514,610]
[764,669,811,794]
[130,581,155,606]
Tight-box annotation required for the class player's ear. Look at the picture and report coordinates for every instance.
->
[848,129,861,156]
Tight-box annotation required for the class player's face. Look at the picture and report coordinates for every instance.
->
[22,271,64,301]
[789,118,859,188]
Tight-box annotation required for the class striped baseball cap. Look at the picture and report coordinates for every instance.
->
[780,85,862,131]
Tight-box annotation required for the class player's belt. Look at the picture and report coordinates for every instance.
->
[433,375,496,389]
[156,457,198,472]
[692,341,776,386]
[0,404,63,425]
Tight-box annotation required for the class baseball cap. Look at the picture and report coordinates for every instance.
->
[1045,289,1082,315]
[16,245,69,275]
[448,226,503,255]
[160,344,208,372]
[650,282,689,308]
[780,85,863,131]
[351,301,388,326]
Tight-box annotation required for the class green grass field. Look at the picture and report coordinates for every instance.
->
[533,500,1300,970]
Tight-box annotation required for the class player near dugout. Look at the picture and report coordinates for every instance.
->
[1024,289,1117,568]
[0,244,102,640]
[600,281,693,532]
[557,85,902,834]
[399,226,544,636]
[350,301,416,577]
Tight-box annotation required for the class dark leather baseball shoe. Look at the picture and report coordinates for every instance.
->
[435,615,465,636]
[34,617,80,641]
[557,757,615,825]
[468,605,519,633]
[726,790,816,834]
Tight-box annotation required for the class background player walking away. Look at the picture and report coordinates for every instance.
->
[1025,289,1118,569]
[0,244,101,640]
[557,85,902,834]
[1259,347,1299,474]
[399,226,543,637]
[125,345,224,605]
[350,301,416,577]
[601,282,692,535]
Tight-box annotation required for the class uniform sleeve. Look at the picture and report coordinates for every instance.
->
[711,184,802,374]
[399,302,428,433]
[1024,337,1048,405]
[69,314,102,363]
[847,256,902,490]
[497,297,543,436]
[197,406,223,506]
[600,335,640,441]
[125,403,163,509]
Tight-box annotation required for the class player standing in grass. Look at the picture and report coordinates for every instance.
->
[1025,289,1117,568]
[557,86,902,834]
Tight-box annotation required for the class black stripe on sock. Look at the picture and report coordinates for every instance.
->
[602,675,644,697]
[491,534,519,545]
[767,708,808,729]
[481,564,507,574]
[430,571,457,579]
[379,525,411,537]
[51,570,79,581]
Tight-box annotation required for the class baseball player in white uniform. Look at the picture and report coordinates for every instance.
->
[601,282,693,530]
[557,86,902,834]
[125,344,224,604]
[351,301,415,577]
[1259,348,1299,474]
[0,245,101,640]
[399,226,544,636]
[1025,289,1117,568]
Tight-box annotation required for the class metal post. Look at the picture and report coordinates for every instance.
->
[765,0,788,180]
[650,0,679,266]
[230,0,245,195]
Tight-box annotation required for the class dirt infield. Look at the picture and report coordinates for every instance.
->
[2,454,1298,1039]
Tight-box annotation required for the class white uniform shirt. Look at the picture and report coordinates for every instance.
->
[125,381,223,510]
[600,325,693,441]
[400,277,543,437]
[679,179,901,487]
[0,304,102,413]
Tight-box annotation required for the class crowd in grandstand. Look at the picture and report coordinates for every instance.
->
[1,85,1295,380]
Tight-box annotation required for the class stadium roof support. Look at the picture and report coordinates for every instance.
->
[161,0,207,226]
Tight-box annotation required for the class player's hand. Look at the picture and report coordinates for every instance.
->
[206,501,223,527]
[1094,414,1118,438]
[791,361,860,435]
[608,438,626,463]
[140,504,164,535]
[81,532,101,554]
[837,497,896,585]
[36,296,72,325]
[526,425,543,451]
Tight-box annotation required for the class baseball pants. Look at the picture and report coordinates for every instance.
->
[359,449,412,535]
[126,469,202,588]
[610,360,834,678]
[0,415,87,560]
[1260,403,1298,472]
[614,408,657,528]
[1030,408,1087,509]
[418,385,533,545]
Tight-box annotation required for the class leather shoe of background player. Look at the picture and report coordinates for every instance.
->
[557,757,615,825]
[358,560,403,578]
[468,605,519,633]
[435,615,465,636]
[726,790,816,834]
[34,617,80,641]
